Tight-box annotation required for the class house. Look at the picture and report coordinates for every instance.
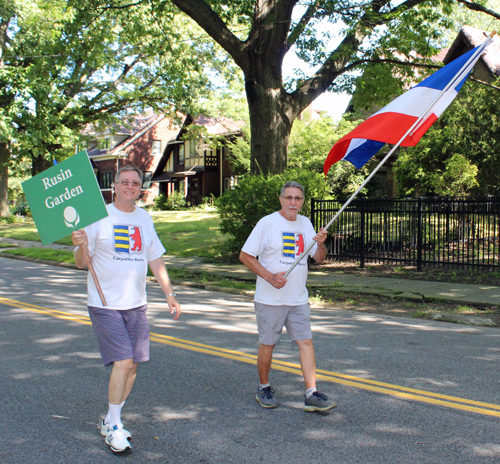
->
[85,111,244,206]
[151,114,244,207]
[443,25,500,81]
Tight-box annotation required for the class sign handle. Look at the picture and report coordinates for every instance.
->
[81,247,107,307]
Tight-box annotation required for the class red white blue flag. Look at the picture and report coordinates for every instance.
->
[324,41,490,175]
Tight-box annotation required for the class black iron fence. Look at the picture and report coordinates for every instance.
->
[310,196,500,271]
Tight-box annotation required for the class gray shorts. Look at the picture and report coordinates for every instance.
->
[255,302,312,345]
[88,305,150,366]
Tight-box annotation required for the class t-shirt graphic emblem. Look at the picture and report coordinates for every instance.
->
[282,232,304,258]
[114,225,143,254]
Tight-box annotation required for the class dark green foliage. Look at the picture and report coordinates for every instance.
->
[150,192,187,211]
[215,169,330,252]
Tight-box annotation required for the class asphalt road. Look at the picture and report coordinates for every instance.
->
[2,256,500,464]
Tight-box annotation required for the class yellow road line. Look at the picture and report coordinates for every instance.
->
[3,296,500,417]
[0,296,92,325]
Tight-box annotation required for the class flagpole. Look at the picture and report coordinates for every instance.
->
[284,37,492,278]
[82,247,108,307]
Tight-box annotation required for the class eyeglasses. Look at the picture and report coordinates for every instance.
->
[282,196,304,201]
[118,180,141,187]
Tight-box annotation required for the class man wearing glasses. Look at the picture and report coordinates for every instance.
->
[72,165,181,453]
[240,181,336,412]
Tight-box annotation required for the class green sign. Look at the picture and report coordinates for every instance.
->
[22,150,108,245]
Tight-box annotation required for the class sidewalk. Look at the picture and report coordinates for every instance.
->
[2,237,500,308]
[160,256,500,308]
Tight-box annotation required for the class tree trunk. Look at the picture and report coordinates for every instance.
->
[31,154,52,176]
[0,142,10,217]
[245,79,292,175]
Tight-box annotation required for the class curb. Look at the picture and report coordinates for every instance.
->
[1,252,497,328]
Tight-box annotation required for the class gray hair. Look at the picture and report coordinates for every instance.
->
[280,181,305,197]
[115,165,143,183]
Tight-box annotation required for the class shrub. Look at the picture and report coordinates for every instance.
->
[215,169,330,253]
[0,213,26,224]
[14,203,30,216]
[150,191,187,211]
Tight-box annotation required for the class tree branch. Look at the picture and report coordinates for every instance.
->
[288,0,430,117]
[86,54,145,107]
[455,0,500,20]
[287,0,321,49]
[170,0,247,68]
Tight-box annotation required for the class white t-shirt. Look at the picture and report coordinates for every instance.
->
[241,211,318,306]
[84,203,166,309]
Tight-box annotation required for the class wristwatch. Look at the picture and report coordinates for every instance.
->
[166,293,177,298]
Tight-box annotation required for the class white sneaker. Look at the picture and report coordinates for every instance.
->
[105,425,132,453]
[101,420,131,440]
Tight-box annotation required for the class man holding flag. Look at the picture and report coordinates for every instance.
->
[240,181,337,412]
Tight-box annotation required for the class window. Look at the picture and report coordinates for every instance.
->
[192,178,200,194]
[142,171,152,189]
[185,139,203,169]
[179,144,184,165]
[102,138,110,150]
[152,140,162,156]
[98,171,114,189]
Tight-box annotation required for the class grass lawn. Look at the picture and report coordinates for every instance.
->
[0,219,43,242]
[1,247,75,264]
[0,210,227,259]
[150,211,226,260]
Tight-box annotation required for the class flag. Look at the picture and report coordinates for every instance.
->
[324,41,491,175]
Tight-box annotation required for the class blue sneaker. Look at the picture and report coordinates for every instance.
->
[256,386,278,408]
[304,391,337,412]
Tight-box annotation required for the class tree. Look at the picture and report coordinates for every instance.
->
[288,113,368,197]
[162,0,497,176]
[0,0,222,216]
[394,80,500,196]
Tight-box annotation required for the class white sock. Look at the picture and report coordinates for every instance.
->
[305,387,317,399]
[105,401,125,425]
[259,383,271,390]
[107,403,123,427]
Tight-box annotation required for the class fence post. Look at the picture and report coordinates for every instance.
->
[417,197,423,272]
[360,198,365,268]
[311,198,316,230]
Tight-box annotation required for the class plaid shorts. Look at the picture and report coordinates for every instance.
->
[88,305,150,366]
[254,302,312,345]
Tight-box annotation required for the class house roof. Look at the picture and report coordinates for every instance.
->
[191,115,245,136]
[87,113,180,160]
[83,110,163,137]
[444,25,500,77]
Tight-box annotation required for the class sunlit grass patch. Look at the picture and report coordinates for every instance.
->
[1,247,75,264]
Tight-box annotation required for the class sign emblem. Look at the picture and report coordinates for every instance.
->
[114,225,143,254]
[282,232,304,258]
[63,206,80,228]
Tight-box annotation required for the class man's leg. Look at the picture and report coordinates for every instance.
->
[296,339,337,412]
[295,339,316,389]
[257,343,275,385]
[109,359,137,406]
[256,343,278,408]
[123,362,139,402]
